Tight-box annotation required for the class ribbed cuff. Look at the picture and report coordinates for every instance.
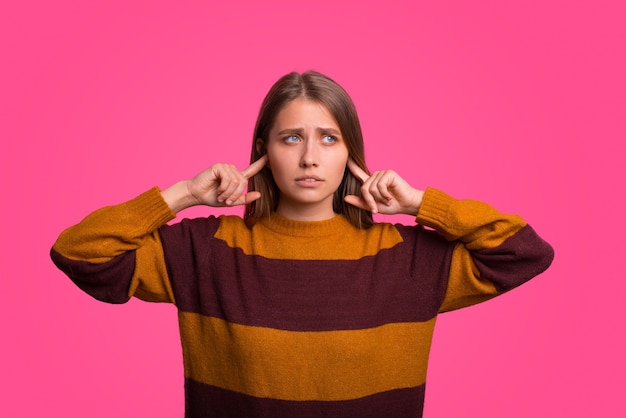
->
[125,187,177,232]
[415,188,455,231]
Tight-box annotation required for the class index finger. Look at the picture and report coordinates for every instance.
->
[347,158,370,184]
[241,154,268,178]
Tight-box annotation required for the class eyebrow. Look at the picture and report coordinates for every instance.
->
[276,127,342,136]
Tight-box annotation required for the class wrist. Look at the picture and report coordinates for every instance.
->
[405,189,424,216]
[161,180,199,213]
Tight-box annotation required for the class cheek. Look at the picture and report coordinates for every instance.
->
[329,151,349,182]
[334,148,349,169]
[264,146,283,172]
[265,152,289,184]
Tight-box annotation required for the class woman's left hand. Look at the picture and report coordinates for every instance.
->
[345,159,424,216]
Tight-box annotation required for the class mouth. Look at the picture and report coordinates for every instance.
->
[295,175,324,187]
[295,175,323,182]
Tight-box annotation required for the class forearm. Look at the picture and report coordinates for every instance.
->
[416,188,526,248]
[53,187,175,262]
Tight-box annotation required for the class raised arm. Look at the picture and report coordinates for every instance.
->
[345,159,554,311]
[51,157,268,304]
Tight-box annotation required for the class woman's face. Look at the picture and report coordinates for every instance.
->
[260,98,349,221]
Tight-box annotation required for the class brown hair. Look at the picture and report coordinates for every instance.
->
[244,71,373,229]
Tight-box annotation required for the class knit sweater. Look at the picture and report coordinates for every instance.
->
[50,187,554,418]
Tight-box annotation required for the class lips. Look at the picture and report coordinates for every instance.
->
[295,175,324,187]
[295,175,323,182]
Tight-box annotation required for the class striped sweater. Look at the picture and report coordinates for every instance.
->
[50,186,554,417]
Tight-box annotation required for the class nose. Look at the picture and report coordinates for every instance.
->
[300,139,319,167]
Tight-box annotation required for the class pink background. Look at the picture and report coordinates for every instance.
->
[2,1,624,416]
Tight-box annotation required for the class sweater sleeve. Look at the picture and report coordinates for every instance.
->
[415,188,554,312]
[50,187,178,304]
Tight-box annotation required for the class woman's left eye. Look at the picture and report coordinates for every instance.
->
[322,135,337,143]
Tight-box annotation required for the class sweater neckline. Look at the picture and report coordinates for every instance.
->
[259,212,352,237]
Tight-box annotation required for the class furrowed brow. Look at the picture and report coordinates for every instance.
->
[317,127,342,136]
[277,128,304,135]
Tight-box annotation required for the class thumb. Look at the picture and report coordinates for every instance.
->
[344,195,369,211]
[244,191,262,204]
[228,191,262,207]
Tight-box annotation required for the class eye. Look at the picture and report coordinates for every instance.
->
[283,134,300,143]
[321,134,337,144]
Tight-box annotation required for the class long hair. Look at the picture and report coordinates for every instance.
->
[244,71,373,229]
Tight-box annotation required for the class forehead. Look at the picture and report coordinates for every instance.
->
[272,98,339,129]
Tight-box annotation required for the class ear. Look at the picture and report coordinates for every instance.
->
[255,138,264,154]
[256,138,270,169]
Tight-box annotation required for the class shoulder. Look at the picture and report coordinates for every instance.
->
[159,214,247,241]
[381,221,453,253]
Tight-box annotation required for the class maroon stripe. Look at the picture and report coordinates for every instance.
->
[50,247,134,304]
[159,218,453,331]
[185,378,425,418]
[471,224,554,292]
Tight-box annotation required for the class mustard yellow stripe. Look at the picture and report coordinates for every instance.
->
[128,233,175,303]
[215,215,404,260]
[439,243,499,312]
[179,312,436,401]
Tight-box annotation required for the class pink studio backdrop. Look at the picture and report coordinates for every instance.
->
[1,1,624,417]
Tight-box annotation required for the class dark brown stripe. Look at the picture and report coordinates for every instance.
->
[50,247,134,304]
[471,224,554,292]
[159,219,453,331]
[184,378,425,418]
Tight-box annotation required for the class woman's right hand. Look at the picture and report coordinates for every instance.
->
[161,155,268,213]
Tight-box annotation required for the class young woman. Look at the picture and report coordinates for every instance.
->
[51,71,554,417]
